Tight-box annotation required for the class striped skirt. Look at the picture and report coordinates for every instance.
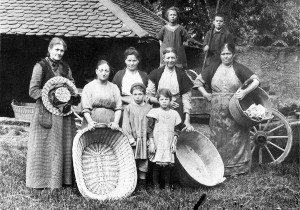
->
[26,99,76,189]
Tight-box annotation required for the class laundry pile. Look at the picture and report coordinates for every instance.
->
[244,104,266,121]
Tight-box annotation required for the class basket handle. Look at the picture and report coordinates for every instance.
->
[94,123,124,134]
[94,123,108,128]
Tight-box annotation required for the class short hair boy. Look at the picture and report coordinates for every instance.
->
[203,13,234,66]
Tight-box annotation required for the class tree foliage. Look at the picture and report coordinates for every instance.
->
[135,0,300,47]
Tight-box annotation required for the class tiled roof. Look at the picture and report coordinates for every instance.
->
[0,0,165,38]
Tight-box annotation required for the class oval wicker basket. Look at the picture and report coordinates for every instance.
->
[11,99,35,122]
[175,130,225,187]
[73,124,137,200]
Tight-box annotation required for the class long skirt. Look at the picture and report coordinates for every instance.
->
[26,99,76,188]
[210,93,251,176]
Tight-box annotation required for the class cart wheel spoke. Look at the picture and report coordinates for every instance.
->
[251,145,256,154]
[250,131,255,136]
[264,145,276,162]
[267,136,288,139]
[253,126,258,133]
[259,148,262,164]
[267,141,285,152]
[262,119,272,132]
[258,123,262,130]
[267,124,284,135]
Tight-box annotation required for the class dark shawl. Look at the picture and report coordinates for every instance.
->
[148,66,193,96]
[112,69,148,94]
[201,61,255,93]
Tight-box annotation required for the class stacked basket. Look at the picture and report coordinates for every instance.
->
[11,99,35,122]
[72,124,137,200]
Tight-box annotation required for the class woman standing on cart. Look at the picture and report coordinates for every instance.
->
[194,43,260,176]
[81,60,122,130]
[26,37,77,189]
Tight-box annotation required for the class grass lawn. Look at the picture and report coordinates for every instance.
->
[0,122,299,210]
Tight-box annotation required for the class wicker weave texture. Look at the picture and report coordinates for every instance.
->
[73,126,137,200]
[11,100,35,122]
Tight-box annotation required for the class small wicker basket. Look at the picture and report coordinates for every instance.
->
[73,123,137,200]
[11,99,35,122]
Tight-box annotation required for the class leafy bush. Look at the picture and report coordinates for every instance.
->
[137,0,300,47]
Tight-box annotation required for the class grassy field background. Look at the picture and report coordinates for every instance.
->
[0,122,299,210]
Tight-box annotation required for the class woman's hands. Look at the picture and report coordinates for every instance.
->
[236,78,260,100]
[184,121,194,132]
[235,89,247,100]
[203,92,212,102]
[128,138,136,146]
[170,100,180,109]
[108,122,120,130]
[87,121,96,131]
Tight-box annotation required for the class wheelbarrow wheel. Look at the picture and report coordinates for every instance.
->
[250,108,293,165]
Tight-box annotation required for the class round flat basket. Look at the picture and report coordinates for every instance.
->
[229,87,272,127]
[175,130,225,187]
[73,125,137,200]
[42,76,77,116]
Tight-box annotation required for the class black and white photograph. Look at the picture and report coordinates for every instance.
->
[0,0,299,209]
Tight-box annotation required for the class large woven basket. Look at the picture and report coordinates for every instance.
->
[11,99,35,122]
[73,124,137,200]
[175,130,225,187]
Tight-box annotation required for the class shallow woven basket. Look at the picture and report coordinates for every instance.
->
[73,124,137,200]
[11,99,35,122]
[175,130,225,187]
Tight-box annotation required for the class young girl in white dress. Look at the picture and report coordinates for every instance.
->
[147,88,181,190]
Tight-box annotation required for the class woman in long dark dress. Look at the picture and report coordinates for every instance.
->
[194,43,260,176]
[26,37,77,189]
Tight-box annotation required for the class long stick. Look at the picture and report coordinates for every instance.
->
[201,0,221,71]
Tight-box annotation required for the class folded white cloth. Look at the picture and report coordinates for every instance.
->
[244,104,266,121]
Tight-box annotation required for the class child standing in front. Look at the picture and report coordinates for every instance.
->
[203,13,234,66]
[158,6,201,69]
[122,83,152,190]
[147,88,181,190]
